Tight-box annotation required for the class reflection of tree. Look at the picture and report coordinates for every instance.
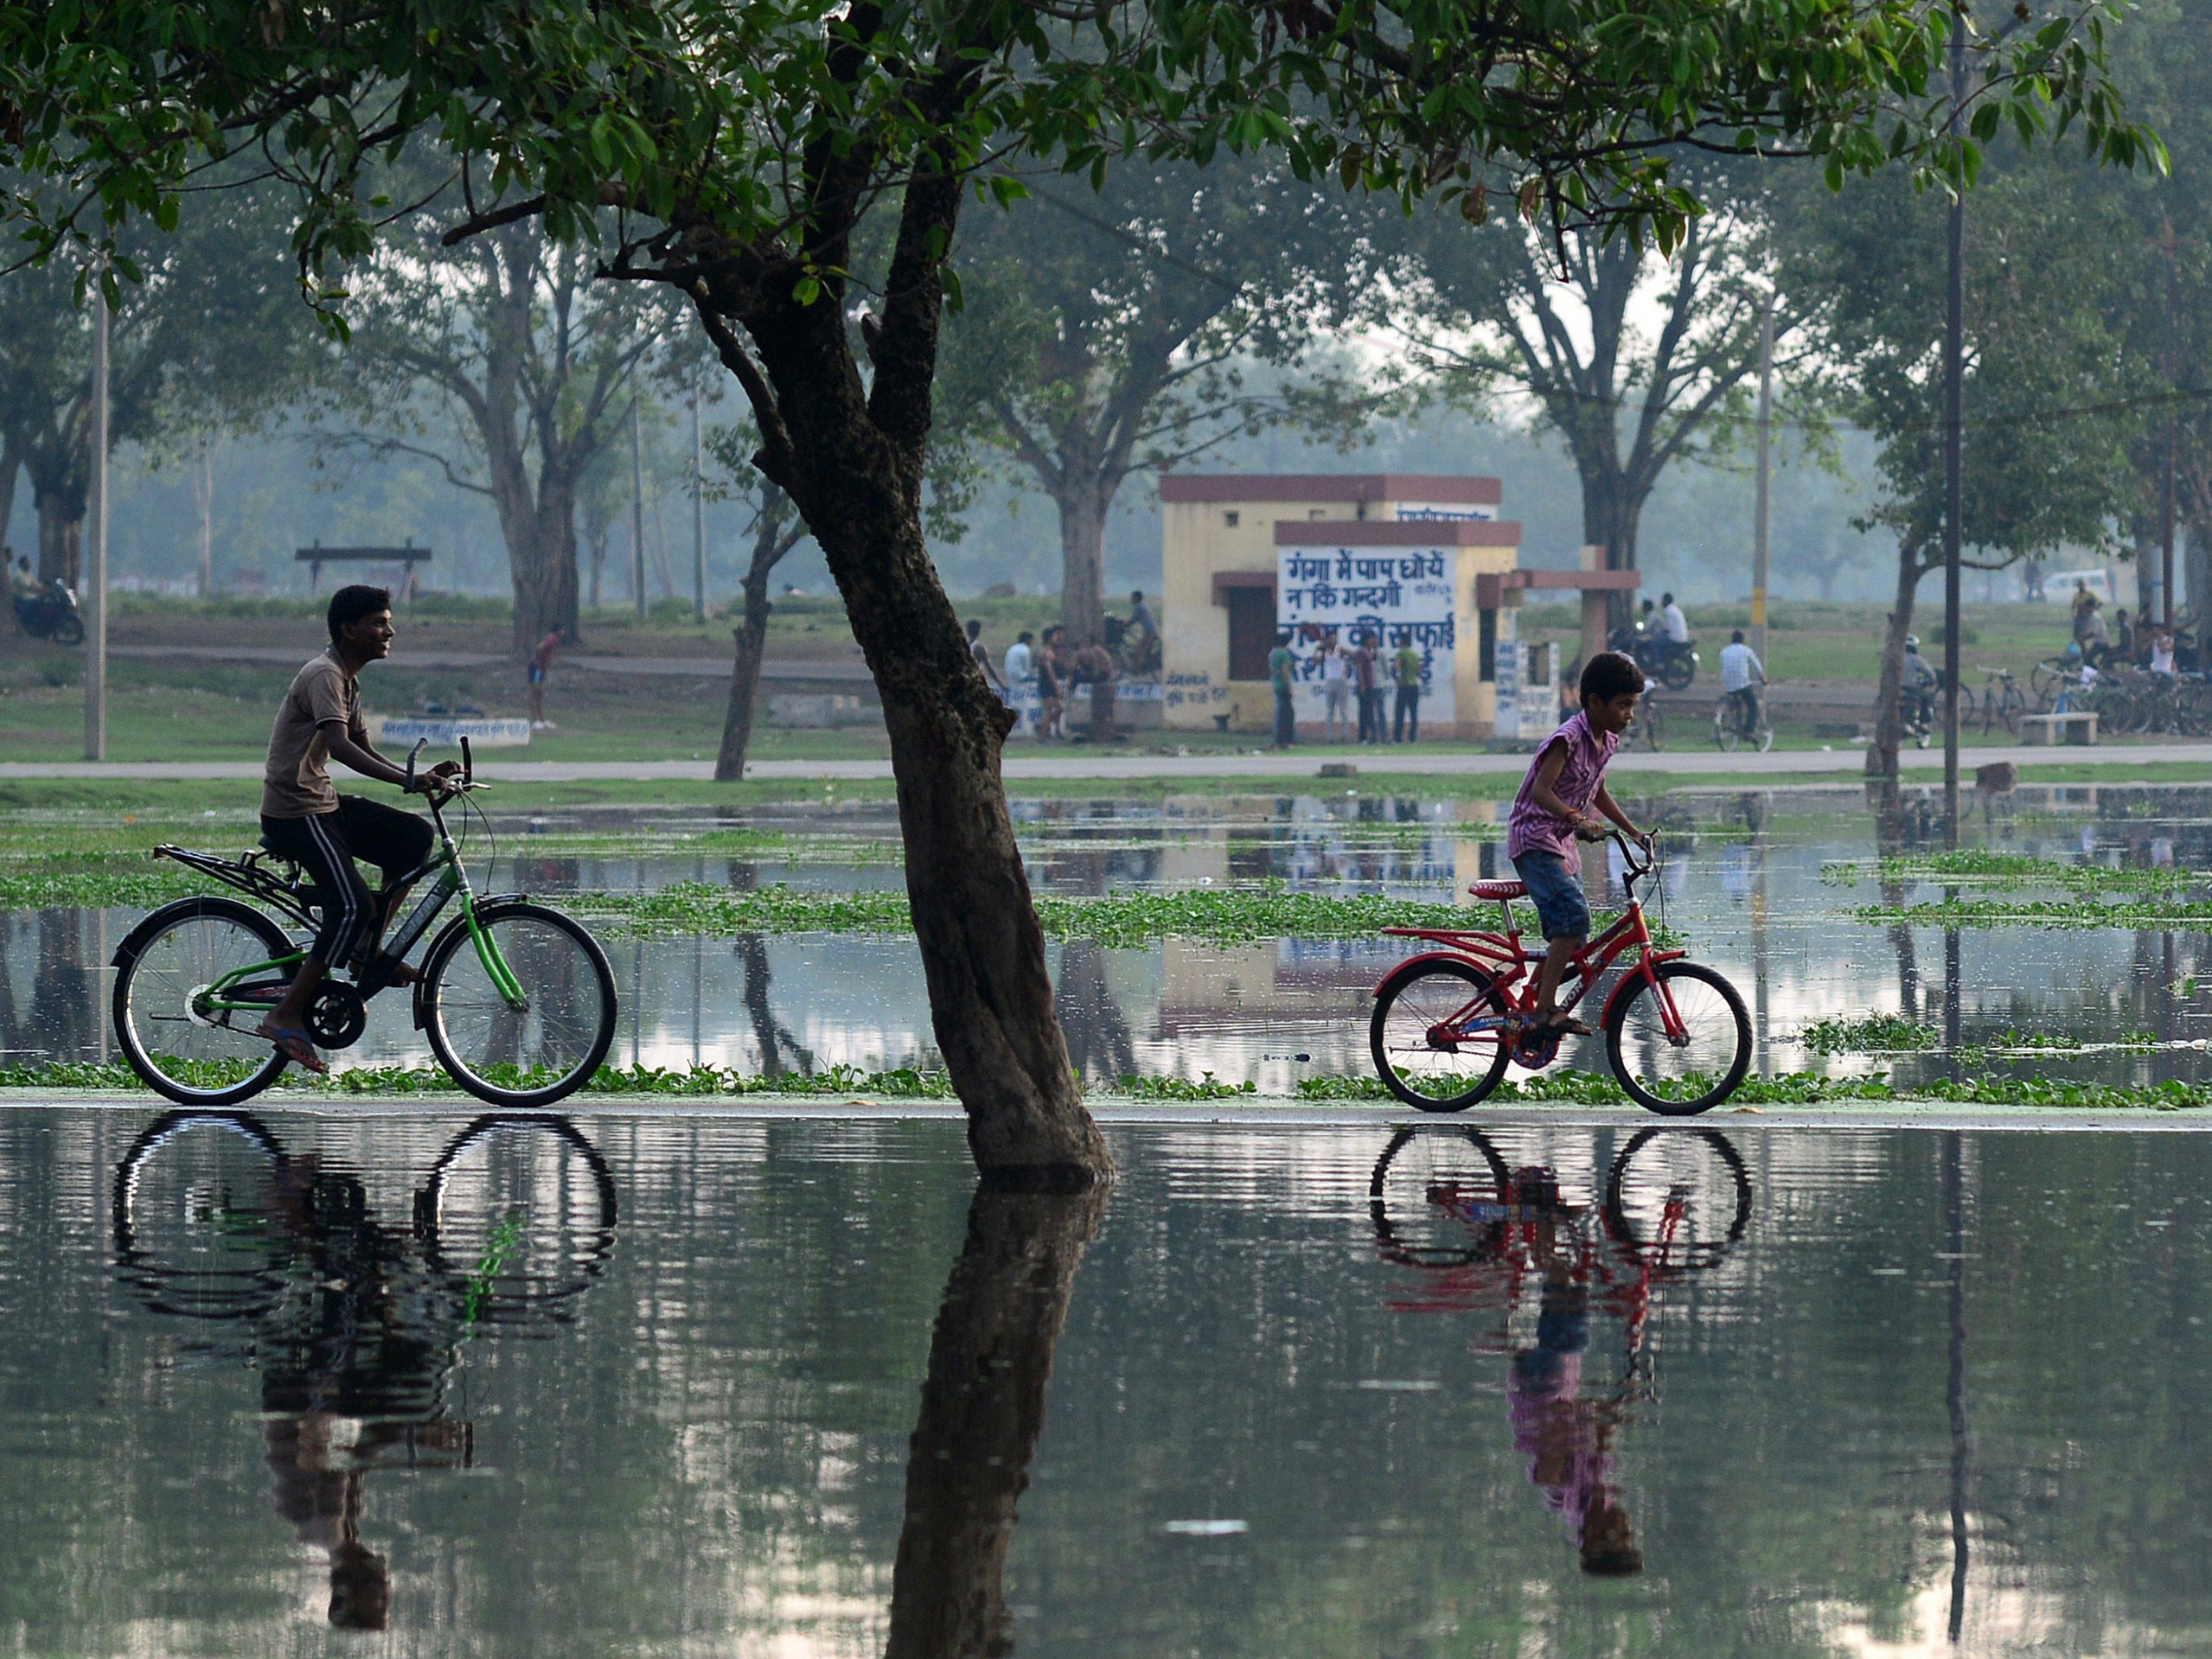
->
[33,909,95,1059]
[1056,942,1134,1085]
[728,861,813,1075]
[885,1183,1109,1659]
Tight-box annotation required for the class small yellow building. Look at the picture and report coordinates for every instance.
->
[1159,472,1528,738]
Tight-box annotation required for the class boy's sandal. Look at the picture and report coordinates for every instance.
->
[1536,1011,1594,1038]
[255,1024,329,1075]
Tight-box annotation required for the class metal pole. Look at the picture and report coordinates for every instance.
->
[692,369,707,623]
[630,395,648,622]
[1941,3,1966,850]
[2162,221,2178,630]
[84,278,109,761]
[1752,303,1774,668]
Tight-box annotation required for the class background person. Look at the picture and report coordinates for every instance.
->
[256,584,461,1074]
[1660,593,1690,645]
[1717,629,1764,734]
[1391,631,1422,743]
[967,618,1007,692]
[526,624,566,729]
[1319,631,1352,743]
[1269,629,1297,748]
[1352,629,1384,744]
[1037,626,1066,738]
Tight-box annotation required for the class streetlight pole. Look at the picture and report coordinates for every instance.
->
[2160,217,2180,631]
[1752,302,1774,670]
[1941,1,1966,850]
[630,394,648,622]
[84,275,110,761]
[692,368,707,624]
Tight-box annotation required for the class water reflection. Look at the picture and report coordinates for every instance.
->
[109,1112,616,1630]
[885,1181,1108,1658]
[1371,1126,1751,1579]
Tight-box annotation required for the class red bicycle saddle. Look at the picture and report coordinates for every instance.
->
[1468,879,1527,901]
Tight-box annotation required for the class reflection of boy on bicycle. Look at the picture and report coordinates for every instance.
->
[256,584,462,1072]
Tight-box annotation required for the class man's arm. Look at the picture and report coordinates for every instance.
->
[321,720,459,791]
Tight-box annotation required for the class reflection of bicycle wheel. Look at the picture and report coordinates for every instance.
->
[1369,1126,1511,1267]
[112,1111,291,1319]
[414,1115,618,1326]
[422,903,617,1108]
[1604,1128,1751,1271]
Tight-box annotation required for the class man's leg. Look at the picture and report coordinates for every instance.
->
[259,812,375,1070]
[331,794,436,978]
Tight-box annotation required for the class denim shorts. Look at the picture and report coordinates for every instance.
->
[1511,849,1592,940]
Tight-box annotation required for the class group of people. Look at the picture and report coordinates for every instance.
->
[1268,626,1428,748]
[969,596,1154,740]
[2069,582,2184,675]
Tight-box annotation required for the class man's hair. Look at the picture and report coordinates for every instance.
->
[1662,591,1675,604]
[1730,629,1746,643]
[1017,630,1033,642]
[1276,628,1293,645]
[1579,650,1646,703]
[965,618,981,637]
[327,584,391,644]
[1131,589,1144,601]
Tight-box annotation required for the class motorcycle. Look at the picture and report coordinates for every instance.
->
[11,580,83,646]
[1608,625,1698,692]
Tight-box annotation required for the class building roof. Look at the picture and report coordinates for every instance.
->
[1274,520,1522,546]
[1157,473,1502,505]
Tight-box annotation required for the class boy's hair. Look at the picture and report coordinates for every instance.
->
[327,584,391,644]
[1730,629,1745,643]
[1579,650,1646,703]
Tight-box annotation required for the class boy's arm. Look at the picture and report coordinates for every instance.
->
[1528,744,1608,838]
[1591,782,1647,845]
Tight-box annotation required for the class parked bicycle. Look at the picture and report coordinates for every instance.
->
[111,738,618,1109]
[1977,667,2028,736]
[1369,833,1751,1115]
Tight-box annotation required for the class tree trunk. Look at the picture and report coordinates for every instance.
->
[0,441,19,566]
[35,494,81,588]
[1580,469,1645,635]
[2185,519,2211,636]
[498,473,582,657]
[1058,484,1107,648]
[715,555,775,782]
[1866,541,1927,783]
[884,1181,1109,1659]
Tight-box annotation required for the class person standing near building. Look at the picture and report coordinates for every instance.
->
[1319,631,1352,743]
[1351,629,1383,743]
[527,624,566,730]
[1392,631,1422,743]
[1269,629,1297,748]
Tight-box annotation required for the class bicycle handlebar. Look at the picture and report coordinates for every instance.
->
[402,735,485,801]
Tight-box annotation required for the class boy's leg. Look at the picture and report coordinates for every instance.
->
[1532,934,1585,1020]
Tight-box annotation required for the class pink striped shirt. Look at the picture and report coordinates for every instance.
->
[1506,711,1619,874]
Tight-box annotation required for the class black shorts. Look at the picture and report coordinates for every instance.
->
[260,795,434,967]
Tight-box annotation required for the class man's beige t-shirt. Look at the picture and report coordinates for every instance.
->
[262,649,366,818]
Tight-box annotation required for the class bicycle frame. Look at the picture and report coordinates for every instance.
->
[1378,836,1690,1045]
[151,764,527,1022]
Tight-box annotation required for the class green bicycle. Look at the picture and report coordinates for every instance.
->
[111,739,617,1110]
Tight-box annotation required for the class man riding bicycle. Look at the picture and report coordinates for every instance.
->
[1899,635,1939,727]
[255,584,461,1073]
[1717,629,1764,735]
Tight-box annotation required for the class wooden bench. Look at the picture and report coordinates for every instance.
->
[2018,711,2099,746]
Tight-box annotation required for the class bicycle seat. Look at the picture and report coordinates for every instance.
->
[1469,879,1527,902]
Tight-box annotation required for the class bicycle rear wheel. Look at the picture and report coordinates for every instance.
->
[1368,1125,1512,1267]
[111,1111,291,1319]
[1371,958,1513,1112]
[422,902,617,1108]
[1602,960,1751,1116]
[112,898,294,1105]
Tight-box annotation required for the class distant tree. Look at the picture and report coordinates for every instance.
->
[940,158,1378,643]
[1386,159,1817,630]
[1791,156,2147,781]
[0,182,311,585]
[706,425,809,781]
[329,213,690,654]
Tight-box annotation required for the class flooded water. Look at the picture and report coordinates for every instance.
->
[9,782,2212,1090]
[3,1105,2210,1656]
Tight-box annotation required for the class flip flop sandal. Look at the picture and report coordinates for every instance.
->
[255,1024,329,1075]
[1538,1012,1595,1038]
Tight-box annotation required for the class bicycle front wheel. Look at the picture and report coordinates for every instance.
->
[1371,959,1513,1112]
[112,898,294,1106]
[422,902,617,1108]
[1603,960,1751,1116]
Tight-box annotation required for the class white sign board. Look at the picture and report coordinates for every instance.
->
[1392,502,1497,523]
[371,716,533,749]
[1277,545,1455,728]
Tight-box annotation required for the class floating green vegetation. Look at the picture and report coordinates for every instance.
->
[1800,1012,1941,1054]
[1854,896,2212,930]
[1826,848,2201,896]
[0,856,204,909]
[2,1059,2206,1111]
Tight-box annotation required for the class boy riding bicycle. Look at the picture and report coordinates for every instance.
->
[255,584,462,1072]
[1506,651,1653,1039]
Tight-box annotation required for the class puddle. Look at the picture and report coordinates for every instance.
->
[2,1107,2208,1654]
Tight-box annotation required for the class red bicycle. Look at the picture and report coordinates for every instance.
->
[1369,833,1751,1115]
